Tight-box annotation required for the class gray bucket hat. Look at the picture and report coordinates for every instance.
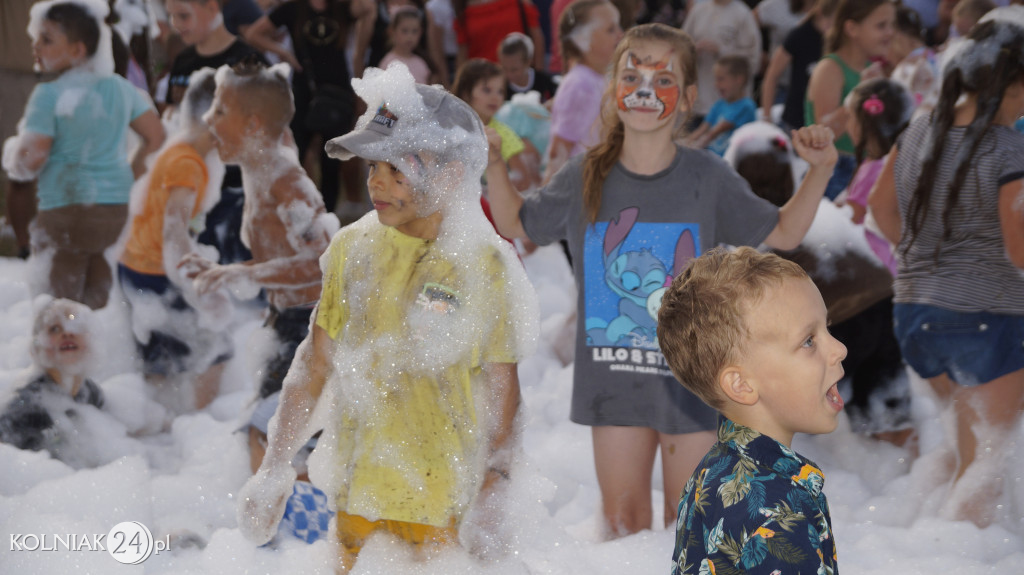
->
[325,81,485,164]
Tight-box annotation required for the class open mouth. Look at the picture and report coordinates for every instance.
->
[59,342,79,352]
[826,383,844,411]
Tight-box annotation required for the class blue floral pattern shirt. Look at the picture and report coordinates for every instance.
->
[671,417,837,575]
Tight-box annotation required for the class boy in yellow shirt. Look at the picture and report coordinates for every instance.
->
[236,63,537,571]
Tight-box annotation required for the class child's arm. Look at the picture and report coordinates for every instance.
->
[683,122,711,147]
[762,125,837,250]
[867,147,902,245]
[760,46,791,120]
[484,128,529,240]
[479,362,521,492]
[237,322,332,544]
[1,133,52,182]
[698,119,735,148]
[244,16,302,71]
[806,58,849,139]
[129,110,165,179]
[999,178,1024,269]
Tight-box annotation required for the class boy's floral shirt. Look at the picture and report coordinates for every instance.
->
[671,417,837,575]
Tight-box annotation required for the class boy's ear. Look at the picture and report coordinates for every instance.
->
[69,41,88,63]
[718,365,758,406]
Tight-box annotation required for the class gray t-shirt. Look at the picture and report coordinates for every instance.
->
[893,116,1024,314]
[520,146,779,433]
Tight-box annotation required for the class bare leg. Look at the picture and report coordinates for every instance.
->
[592,425,658,537]
[194,361,226,410]
[659,430,716,528]
[940,368,1024,526]
[7,180,36,256]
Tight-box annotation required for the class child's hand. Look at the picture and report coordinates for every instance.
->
[194,263,259,300]
[791,125,838,170]
[177,252,216,279]
[236,464,297,545]
[485,127,504,167]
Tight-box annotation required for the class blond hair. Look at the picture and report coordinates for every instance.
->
[581,23,696,225]
[657,247,807,410]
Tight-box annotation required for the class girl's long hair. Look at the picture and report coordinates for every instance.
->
[825,0,889,53]
[580,23,696,225]
[904,19,1024,259]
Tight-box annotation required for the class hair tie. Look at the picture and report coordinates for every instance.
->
[772,136,788,152]
[862,94,885,116]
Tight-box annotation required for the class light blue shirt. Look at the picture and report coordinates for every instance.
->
[22,69,153,210]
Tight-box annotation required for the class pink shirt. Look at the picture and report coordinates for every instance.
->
[550,63,606,157]
[380,52,431,84]
[848,156,897,275]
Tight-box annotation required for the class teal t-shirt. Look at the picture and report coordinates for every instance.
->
[22,69,154,210]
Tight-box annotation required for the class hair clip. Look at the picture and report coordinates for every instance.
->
[862,94,885,116]
[772,136,788,151]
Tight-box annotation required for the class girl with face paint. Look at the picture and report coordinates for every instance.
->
[485,23,838,539]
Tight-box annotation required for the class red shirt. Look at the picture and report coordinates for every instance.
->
[455,0,539,62]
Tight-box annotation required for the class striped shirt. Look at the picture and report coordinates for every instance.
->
[893,115,1024,313]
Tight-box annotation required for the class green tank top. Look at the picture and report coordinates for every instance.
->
[805,53,861,155]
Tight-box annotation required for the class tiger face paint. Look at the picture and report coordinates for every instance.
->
[615,51,681,121]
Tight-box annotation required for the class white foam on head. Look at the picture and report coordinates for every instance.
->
[723,121,809,186]
[28,0,115,77]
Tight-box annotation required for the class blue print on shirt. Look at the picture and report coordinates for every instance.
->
[583,207,699,350]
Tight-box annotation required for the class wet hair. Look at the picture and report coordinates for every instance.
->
[499,32,533,62]
[734,142,795,208]
[582,23,696,225]
[905,19,1024,260]
[46,2,101,57]
[715,54,750,83]
[559,0,614,66]
[180,67,218,129]
[452,58,504,103]
[657,247,808,411]
[894,4,925,40]
[847,77,911,164]
[389,5,423,31]
[826,0,891,53]
[222,58,295,137]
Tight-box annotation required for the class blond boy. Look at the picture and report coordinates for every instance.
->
[183,61,337,398]
[657,247,846,575]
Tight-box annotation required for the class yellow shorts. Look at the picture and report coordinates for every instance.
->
[335,511,458,555]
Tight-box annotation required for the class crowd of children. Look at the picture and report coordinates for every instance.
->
[1,0,1023,571]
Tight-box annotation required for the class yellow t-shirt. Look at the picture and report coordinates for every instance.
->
[488,118,525,162]
[316,224,516,526]
[120,143,208,276]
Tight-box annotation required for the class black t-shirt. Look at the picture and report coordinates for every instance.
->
[781,17,822,129]
[166,39,268,105]
[167,40,268,188]
[221,0,264,36]
[270,0,352,90]
[0,375,104,452]
[506,68,558,103]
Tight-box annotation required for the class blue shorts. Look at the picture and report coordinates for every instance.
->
[893,303,1024,386]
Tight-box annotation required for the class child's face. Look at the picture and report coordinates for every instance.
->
[736,277,847,445]
[367,160,435,237]
[582,3,624,71]
[953,11,975,36]
[205,83,250,162]
[391,17,422,53]
[846,3,896,59]
[36,314,89,373]
[713,65,746,102]
[469,76,506,123]
[615,41,690,131]
[32,20,82,74]
[498,52,530,85]
[166,0,221,46]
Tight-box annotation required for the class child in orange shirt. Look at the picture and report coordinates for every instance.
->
[118,68,233,412]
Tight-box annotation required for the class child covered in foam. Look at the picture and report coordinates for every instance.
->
[181,61,339,400]
[236,62,537,572]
